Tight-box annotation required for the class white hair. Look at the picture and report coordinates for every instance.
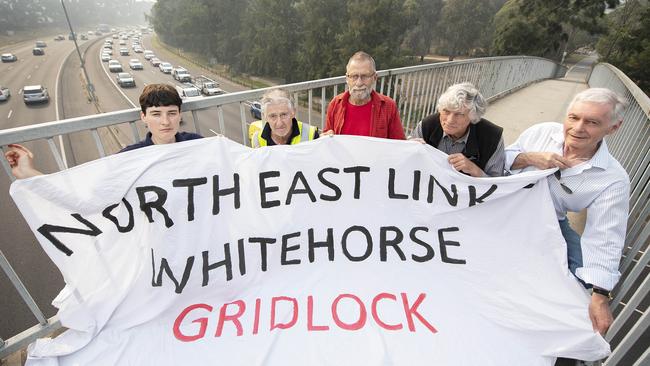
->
[568,88,627,125]
[260,89,295,116]
[437,82,487,124]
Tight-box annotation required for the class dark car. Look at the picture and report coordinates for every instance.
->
[32,48,45,56]
[250,101,262,120]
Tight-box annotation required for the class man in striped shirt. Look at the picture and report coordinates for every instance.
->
[505,88,629,336]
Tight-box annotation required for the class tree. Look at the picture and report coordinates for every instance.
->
[402,0,443,62]
[239,0,302,82]
[596,1,650,93]
[295,0,348,79]
[336,0,409,72]
[493,0,620,60]
[437,0,503,60]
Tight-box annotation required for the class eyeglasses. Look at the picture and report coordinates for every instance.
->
[554,170,573,194]
[266,112,291,121]
[346,73,375,81]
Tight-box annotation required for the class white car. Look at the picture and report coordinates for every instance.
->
[22,85,49,104]
[119,47,129,56]
[133,46,143,53]
[101,53,111,62]
[175,84,202,100]
[143,50,154,60]
[128,59,143,70]
[116,72,135,87]
[108,60,123,72]
[172,67,191,82]
[159,62,172,73]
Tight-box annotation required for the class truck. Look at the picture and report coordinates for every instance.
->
[193,75,225,96]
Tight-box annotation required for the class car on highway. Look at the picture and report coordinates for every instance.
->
[143,50,154,60]
[32,47,45,56]
[133,46,143,53]
[250,101,262,119]
[101,53,111,62]
[22,85,49,104]
[172,67,191,82]
[128,59,143,70]
[103,42,112,49]
[116,72,136,88]
[1,53,17,62]
[108,60,123,72]
[119,47,129,56]
[54,35,65,41]
[0,86,10,102]
[150,57,161,67]
[159,62,173,73]
[101,47,112,55]
[80,34,88,40]
[175,83,202,100]
[35,41,47,48]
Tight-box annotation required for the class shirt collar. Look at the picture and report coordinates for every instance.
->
[441,128,470,144]
[550,127,610,170]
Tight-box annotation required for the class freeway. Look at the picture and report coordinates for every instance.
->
[0,29,257,341]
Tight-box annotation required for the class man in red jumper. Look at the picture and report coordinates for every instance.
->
[324,51,405,139]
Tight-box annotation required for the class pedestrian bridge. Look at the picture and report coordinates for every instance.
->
[0,56,648,366]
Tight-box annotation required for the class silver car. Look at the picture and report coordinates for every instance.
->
[116,73,136,88]
[128,59,143,70]
[1,53,17,62]
[0,86,10,101]
[22,85,49,104]
[108,60,123,73]
[159,62,172,73]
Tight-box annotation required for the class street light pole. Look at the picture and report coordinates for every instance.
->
[60,0,97,104]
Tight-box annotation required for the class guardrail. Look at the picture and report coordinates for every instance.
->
[587,63,650,366]
[0,55,564,359]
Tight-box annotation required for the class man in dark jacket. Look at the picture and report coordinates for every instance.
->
[411,82,504,177]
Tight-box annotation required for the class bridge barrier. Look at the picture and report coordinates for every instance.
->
[0,55,598,360]
[586,63,650,366]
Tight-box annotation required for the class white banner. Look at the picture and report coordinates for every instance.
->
[10,136,609,366]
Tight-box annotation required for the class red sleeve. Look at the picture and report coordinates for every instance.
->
[325,101,335,133]
[388,104,405,140]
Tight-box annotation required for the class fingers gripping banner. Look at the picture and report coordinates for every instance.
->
[10,136,609,366]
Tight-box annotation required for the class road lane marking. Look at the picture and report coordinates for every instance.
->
[26,74,31,79]
[7,110,12,119]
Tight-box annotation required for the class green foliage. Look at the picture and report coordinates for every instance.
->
[597,1,650,93]
[402,0,443,61]
[437,0,503,60]
[295,0,348,79]
[493,0,619,60]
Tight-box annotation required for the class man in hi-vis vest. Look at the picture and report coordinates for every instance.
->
[249,89,319,148]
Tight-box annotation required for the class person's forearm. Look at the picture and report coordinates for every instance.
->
[510,153,533,170]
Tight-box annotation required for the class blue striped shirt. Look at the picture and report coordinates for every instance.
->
[505,122,630,291]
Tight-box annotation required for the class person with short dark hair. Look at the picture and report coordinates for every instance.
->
[120,83,202,152]
[324,51,405,139]
[5,84,202,178]
[411,82,505,177]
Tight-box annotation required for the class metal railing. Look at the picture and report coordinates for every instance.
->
[587,63,650,366]
[0,55,566,359]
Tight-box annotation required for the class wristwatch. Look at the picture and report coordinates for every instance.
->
[591,287,613,300]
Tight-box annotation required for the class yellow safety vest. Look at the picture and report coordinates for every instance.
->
[250,120,317,147]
